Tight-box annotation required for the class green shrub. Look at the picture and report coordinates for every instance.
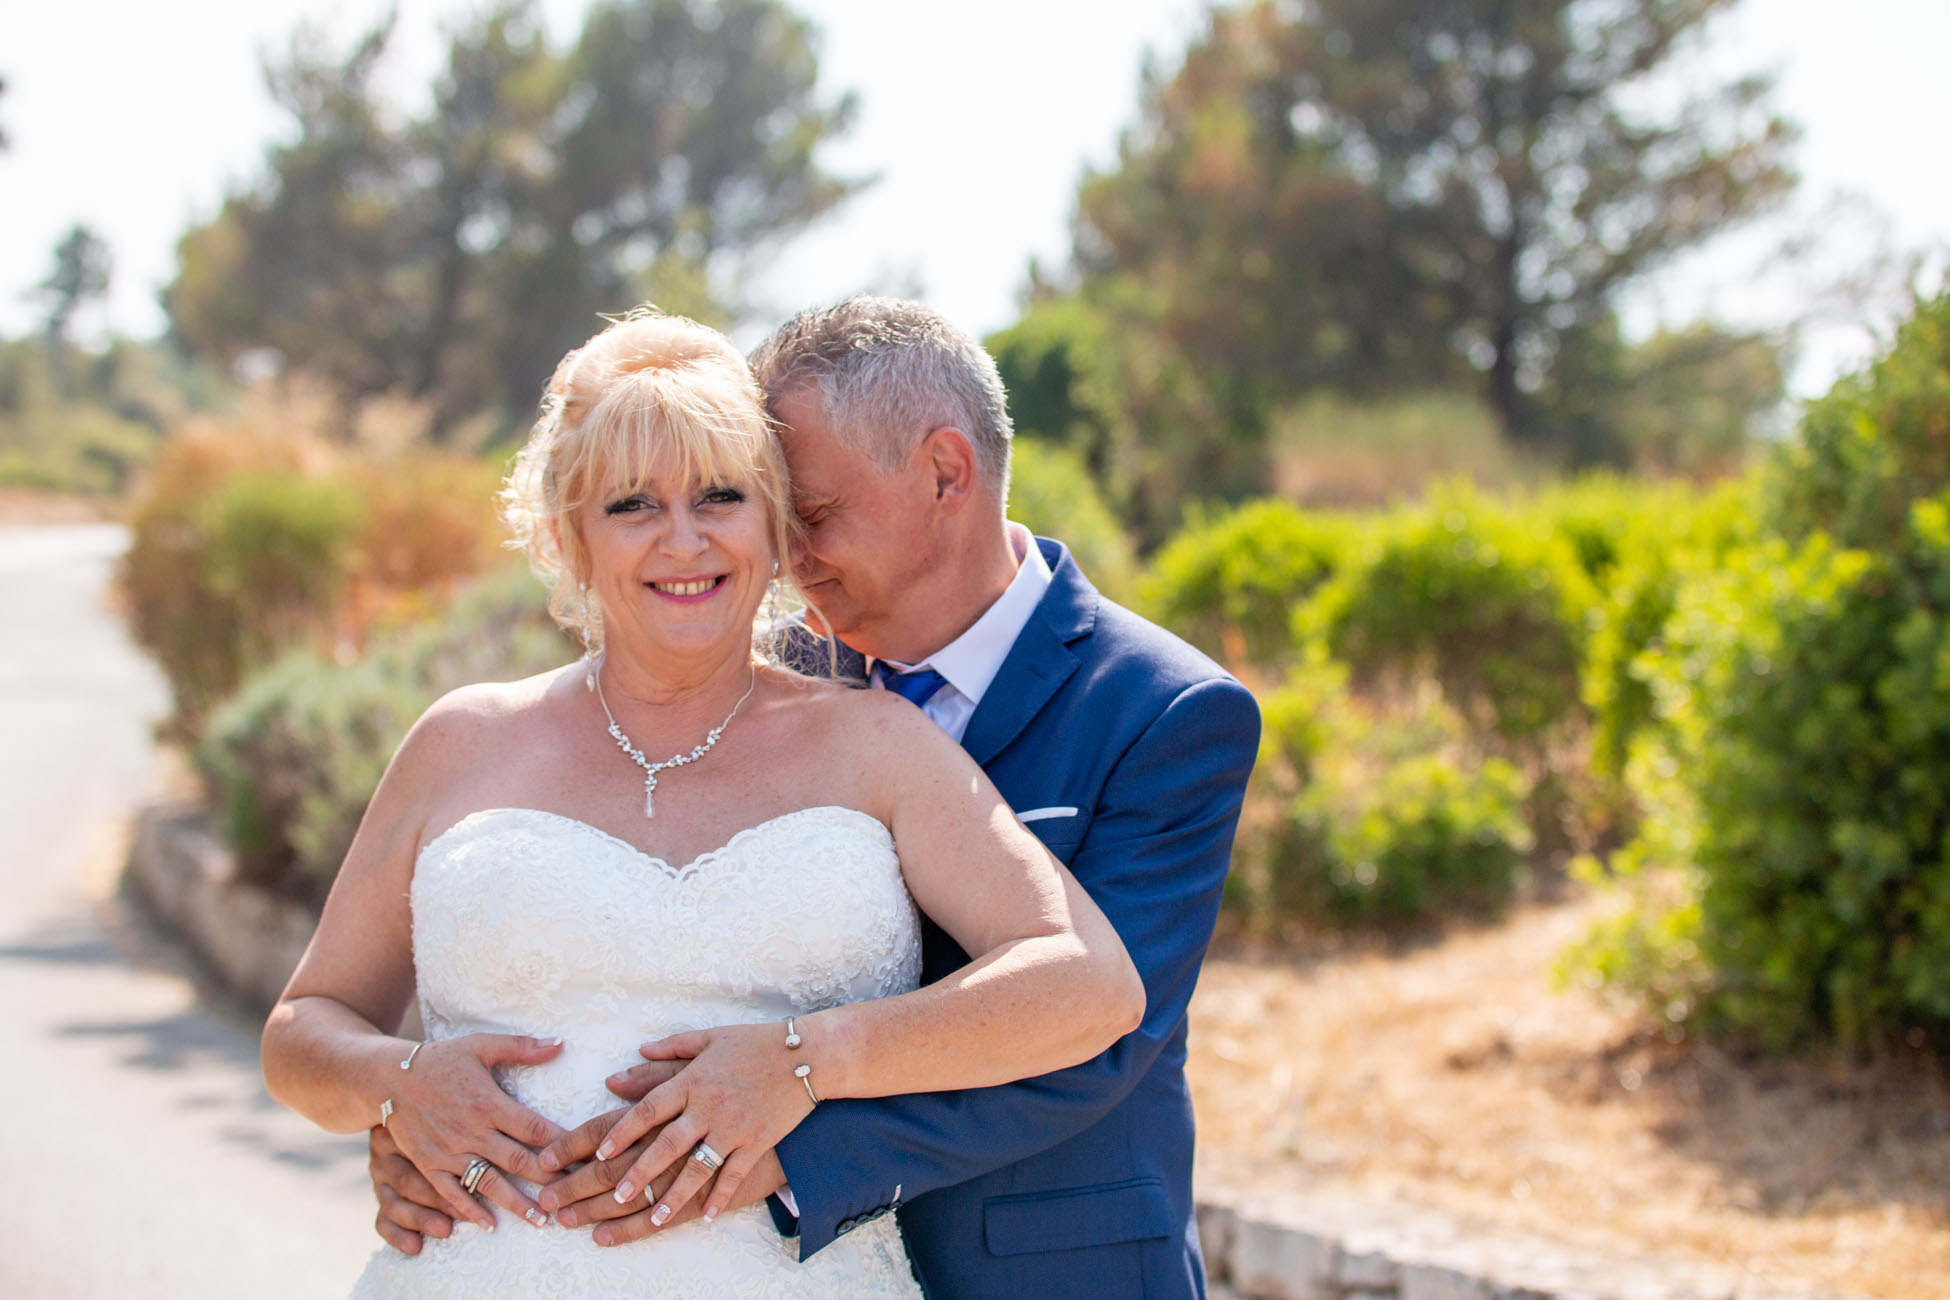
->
[201,471,366,661]
[1571,290,1950,1052]
[123,423,507,733]
[1766,290,1950,552]
[1140,499,1354,667]
[1306,484,1597,743]
[124,430,301,728]
[1625,529,1950,1049]
[1007,437,1139,602]
[1304,751,1533,924]
[199,567,574,896]
[1228,657,1348,918]
[1234,674,1532,929]
[1579,478,1759,775]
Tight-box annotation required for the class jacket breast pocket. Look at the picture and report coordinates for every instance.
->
[1016,805,1089,860]
[982,1177,1173,1257]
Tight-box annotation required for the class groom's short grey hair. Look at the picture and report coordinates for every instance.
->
[750,296,1014,495]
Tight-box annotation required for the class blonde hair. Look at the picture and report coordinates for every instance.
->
[502,309,800,651]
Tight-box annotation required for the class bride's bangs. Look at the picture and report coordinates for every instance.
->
[569,368,774,508]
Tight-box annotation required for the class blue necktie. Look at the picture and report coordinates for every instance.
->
[881,665,949,709]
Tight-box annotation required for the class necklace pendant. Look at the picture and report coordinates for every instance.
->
[644,780,656,819]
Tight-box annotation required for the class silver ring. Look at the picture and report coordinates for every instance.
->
[461,1157,492,1194]
[690,1142,724,1171]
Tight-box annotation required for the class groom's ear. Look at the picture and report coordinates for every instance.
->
[918,425,979,515]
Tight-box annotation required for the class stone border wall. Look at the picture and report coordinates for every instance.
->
[125,806,1846,1300]
[127,803,319,1014]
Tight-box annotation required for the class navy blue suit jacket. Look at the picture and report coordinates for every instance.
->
[774,538,1260,1300]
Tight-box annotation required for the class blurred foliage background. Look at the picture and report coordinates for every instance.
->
[7,0,1948,1062]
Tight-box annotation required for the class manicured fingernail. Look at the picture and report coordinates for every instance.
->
[651,1203,672,1226]
[526,1208,549,1227]
[615,1181,634,1203]
[597,1141,614,1161]
[537,1036,563,1047]
[703,1205,718,1222]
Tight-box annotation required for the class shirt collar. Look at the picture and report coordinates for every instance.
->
[873,523,1052,709]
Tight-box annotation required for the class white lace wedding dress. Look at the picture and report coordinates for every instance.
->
[349,805,925,1299]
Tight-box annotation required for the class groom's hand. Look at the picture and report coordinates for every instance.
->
[546,1131,788,1246]
[370,1124,463,1252]
[592,1147,788,1246]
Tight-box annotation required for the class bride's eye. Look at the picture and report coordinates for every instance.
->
[603,493,656,516]
[699,485,746,507]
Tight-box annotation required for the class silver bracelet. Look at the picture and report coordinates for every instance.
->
[380,1041,426,1127]
[785,1017,818,1106]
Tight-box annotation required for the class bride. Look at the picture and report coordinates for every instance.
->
[259,311,1144,1298]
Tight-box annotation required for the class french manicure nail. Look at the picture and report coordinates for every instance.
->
[596,1142,614,1161]
[651,1203,672,1226]
[703,1205,718,1222]
[615,1181,634,1203]
[526,1208,548,1227]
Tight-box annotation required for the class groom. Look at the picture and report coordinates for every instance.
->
[370,296,1259,1297]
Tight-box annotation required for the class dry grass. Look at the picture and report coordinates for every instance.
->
[1187,891,1950,1299]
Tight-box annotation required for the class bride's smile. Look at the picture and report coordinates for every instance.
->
[580,472,775,675]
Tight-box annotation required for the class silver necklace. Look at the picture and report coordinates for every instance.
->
[591,653,758,818]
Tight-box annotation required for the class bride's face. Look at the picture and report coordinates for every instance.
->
[577,462,774,673]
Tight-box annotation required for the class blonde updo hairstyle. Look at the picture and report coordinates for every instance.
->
[502,309,799,652]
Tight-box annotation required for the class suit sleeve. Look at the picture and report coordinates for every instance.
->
[773,674,1260,1258]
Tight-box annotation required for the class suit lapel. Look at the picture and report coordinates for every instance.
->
[959,538,1097,768]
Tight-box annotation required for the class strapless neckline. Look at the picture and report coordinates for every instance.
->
[420,804,892,880]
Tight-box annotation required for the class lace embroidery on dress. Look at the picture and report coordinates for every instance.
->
[349,805,924,1299]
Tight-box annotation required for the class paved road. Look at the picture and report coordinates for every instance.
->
[0,524,374,1298]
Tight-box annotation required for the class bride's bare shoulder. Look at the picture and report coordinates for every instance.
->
[397,664,575,763]
[795,676,958,758]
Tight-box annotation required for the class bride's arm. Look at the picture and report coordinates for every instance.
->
[594,694,1144,1220]
[260,691,570,1219]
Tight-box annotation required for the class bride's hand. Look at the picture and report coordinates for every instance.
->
[596,1023,813,1224]
[384,1032,570,1220]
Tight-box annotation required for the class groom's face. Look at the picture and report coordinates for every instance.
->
[773,387,938,662]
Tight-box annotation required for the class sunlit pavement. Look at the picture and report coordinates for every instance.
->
[0,524,373,1298]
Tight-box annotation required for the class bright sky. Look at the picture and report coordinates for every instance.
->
[2,0,1945,396]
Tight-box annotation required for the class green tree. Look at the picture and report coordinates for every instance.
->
[1069,0,1797,466]
[32,225,112,355]
[166,0,859,439]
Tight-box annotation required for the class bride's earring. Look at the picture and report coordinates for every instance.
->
[763,561,782,631]
[579,583,598,690]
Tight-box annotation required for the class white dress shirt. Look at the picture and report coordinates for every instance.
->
[869,523,1053,739]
